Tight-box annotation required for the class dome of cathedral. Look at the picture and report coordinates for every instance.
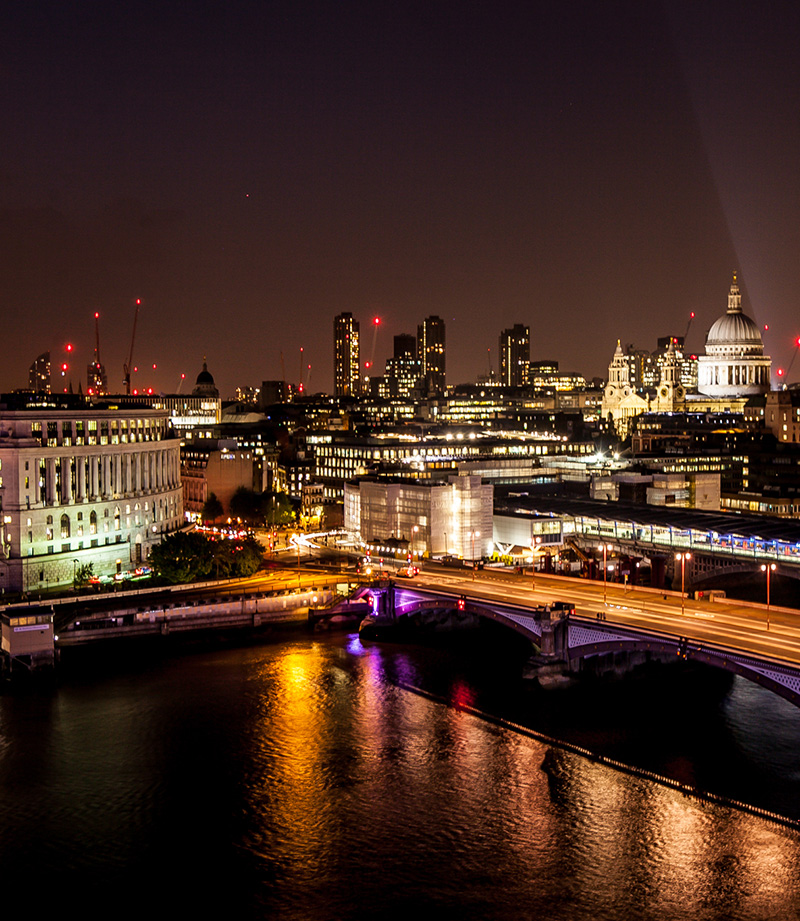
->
[697,274,771,398]
[706,310,762,348]
[195,362,215,385]
[704,274,764,354]
[192,359,219,398]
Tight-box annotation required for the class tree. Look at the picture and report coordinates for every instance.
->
[148,531,264,584]
[202,492,224,524]
[73,562,94,589]
[228,536,264,577]
[229,487,262,525]
[261,490,295,526]
[149,531,214,584]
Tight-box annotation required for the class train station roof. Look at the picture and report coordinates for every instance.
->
[494,488,800,545]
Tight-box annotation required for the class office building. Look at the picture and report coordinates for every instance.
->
[28,352,51,394]
[0,393,183,593]
[417,316,446,395]
[499,324,530,386]
[334,312,361,397]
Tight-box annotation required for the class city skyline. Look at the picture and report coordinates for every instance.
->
[2,2,799,397]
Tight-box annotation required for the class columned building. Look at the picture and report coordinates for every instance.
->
[0,394,183,593]
[698,274,771,397]
[334,312,361,397]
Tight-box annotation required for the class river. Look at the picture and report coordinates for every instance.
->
[1,627,799,919]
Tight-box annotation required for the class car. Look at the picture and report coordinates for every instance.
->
[396,566,417,578]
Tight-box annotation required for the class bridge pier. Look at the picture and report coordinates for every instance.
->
[538,607,569,659]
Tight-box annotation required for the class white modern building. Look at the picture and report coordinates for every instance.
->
[0,394,183,594]
[344,473,493,561]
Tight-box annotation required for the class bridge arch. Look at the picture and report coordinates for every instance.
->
[565,625,800,708]
[379,584,800,708]
[392,595,545,644]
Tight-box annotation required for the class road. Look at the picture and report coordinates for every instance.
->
[409,566,800,667]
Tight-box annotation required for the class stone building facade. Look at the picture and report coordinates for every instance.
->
[0,394,183,593]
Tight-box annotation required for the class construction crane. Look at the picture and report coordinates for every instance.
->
[683,311,695,342]
[87,311,108,394]
[123,298,141,394]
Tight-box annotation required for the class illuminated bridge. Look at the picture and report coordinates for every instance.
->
[494,492,800,587]
[357,582,800,708]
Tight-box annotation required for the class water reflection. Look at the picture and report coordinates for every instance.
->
[0,633,797,918]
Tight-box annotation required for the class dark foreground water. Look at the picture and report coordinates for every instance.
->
[1,629,799,920]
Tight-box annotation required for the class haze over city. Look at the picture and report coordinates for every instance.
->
[2,1,799,397]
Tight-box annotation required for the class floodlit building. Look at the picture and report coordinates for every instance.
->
[0,393,183,593]
[601,340,649,438]
[344,473,492,560]
[698,274,771,397]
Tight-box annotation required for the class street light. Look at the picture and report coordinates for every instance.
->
[469,530,480,579]
[760,562,776,629]
[675,552,692,614]
[599,544,613,605]
[411,525,419,563]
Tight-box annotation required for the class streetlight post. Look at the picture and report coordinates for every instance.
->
[675,552,692,614]
[297,534,301,588]
[599,544,612,606]
[470,530,480,579]
[761,562,776,629]
[411,525,419,564]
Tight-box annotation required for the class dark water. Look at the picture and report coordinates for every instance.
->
[1,629,799,920]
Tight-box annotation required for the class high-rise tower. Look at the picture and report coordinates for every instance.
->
[385,334,420,397]
[417,316,446,395]
[334,312,361,397]
[28,351,51,393]
[499,324,530,386]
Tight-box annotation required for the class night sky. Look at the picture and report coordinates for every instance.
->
[3,1,799,397]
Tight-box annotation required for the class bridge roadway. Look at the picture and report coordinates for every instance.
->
[405,566,800,672]
[358,566,800,704]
